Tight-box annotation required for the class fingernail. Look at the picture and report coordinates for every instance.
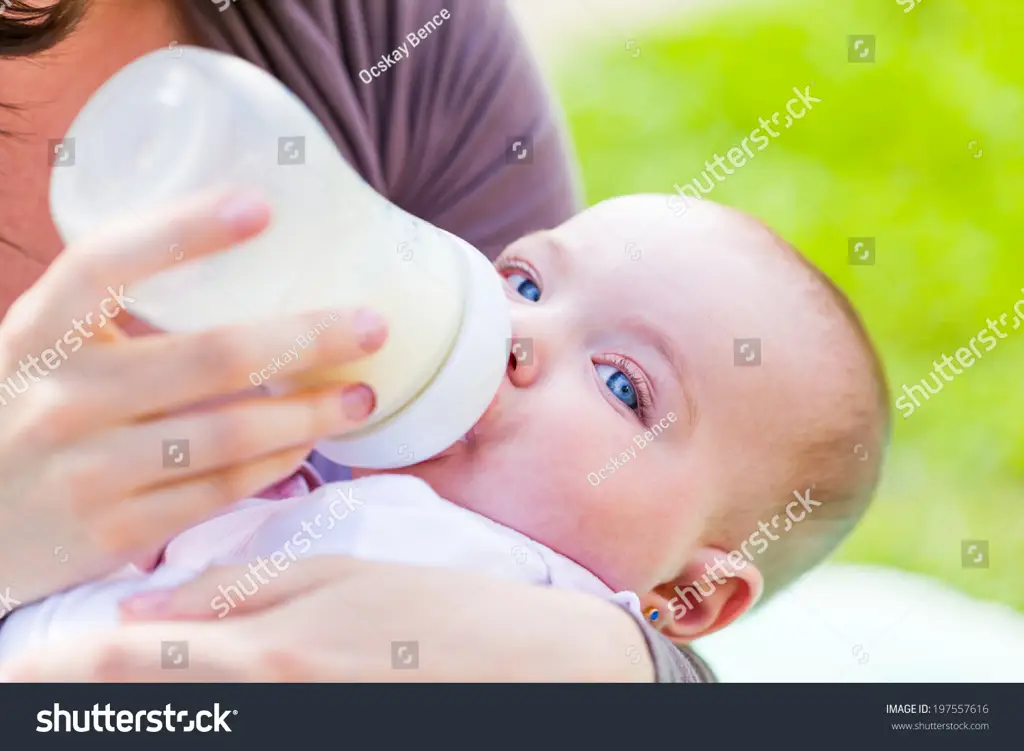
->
[119,589,174,619]
[216,192,270,231]
[341,383,375,421]
[352,308,388,352]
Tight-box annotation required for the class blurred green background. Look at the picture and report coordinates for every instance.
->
[553,0,1024,610]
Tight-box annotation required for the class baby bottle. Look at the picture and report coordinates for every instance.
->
[49,46,511,469]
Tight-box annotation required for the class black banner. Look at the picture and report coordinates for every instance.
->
[0,683,1016,749]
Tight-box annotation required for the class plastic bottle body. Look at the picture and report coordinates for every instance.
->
[50,46,510,467]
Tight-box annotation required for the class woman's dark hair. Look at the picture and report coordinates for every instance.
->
[0,0,85,57]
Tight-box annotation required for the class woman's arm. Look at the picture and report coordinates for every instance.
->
[0,558,656,681]
[382,0,584,258]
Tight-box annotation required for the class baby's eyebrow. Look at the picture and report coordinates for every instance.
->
[621,316,697,425]
[533,232,573,276]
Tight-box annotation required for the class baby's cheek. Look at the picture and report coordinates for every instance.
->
[516,459,618,538]
[473,456,584,528]
[567,467,676,588]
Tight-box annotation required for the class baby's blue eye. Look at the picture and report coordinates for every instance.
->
[595,363,639,411]
[507,272,541,302]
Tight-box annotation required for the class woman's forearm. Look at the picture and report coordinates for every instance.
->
[0,559,692,682]
[402,586,657,682]
[579,598,658,682]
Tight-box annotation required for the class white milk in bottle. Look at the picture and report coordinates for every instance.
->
[50,46,510,469]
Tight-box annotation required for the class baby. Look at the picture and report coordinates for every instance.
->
[0,195,889,658]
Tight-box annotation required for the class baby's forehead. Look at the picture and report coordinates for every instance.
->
[574,193,743,229]
[564,194,869,392]
[559,195,796,289]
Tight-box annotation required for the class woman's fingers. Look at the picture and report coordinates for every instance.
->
[83,384,374,492]
[10,307,386,451]
[36,385,375,559]
[0,621,346,682]
[88,444,314,554]
[8,189,270,351]
[2,442,317,599]
[0,623,268,682]
[120,557,362,621]
[81,305,387,422]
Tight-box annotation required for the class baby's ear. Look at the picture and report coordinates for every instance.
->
[639,547,763,643]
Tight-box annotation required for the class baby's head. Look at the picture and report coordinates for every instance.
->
[359,195,889,640]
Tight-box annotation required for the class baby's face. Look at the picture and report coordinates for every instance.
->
[362,196,846,593]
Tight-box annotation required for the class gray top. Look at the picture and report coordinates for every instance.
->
[181,0,712,683]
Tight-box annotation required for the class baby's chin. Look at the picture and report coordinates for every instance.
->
[354,436,473,486]
[353,378,503,481]
[380,452,483,522]
[398,376,508,468]
[387,450,636,590]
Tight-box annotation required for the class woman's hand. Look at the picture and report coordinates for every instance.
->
[0,557,655,682]
[0,190,387,607]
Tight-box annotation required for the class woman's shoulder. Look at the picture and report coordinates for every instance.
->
[183,0,581,258]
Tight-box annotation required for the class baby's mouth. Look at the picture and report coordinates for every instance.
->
[425,429,471,462]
